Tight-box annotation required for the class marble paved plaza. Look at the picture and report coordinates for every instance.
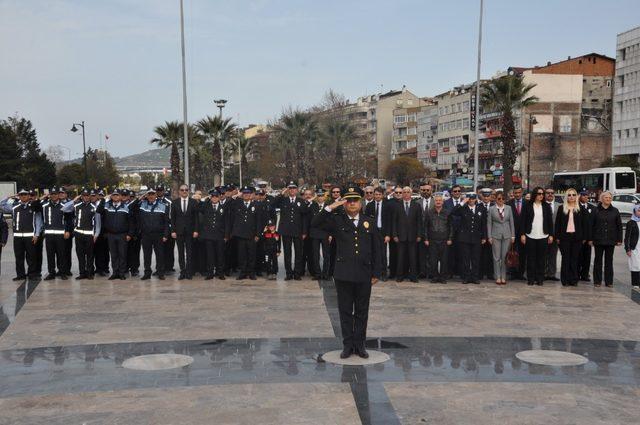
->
[1,239,640,424]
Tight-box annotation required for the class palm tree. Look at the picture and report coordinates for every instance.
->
[271,109,316,183]
[196,116,237,185]
[321,118,356,185]
[227,131,257,178]
[151,120,183,194]
[481,75,538,192]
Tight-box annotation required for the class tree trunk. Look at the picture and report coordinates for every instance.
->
[500,111,517,193]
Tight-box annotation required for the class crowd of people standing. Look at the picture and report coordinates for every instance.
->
[0,179,632,289]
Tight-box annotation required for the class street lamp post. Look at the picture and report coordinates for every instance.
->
[526,114,538,192]
[214,99,227,185]
[179,0,190,188]
[70,121,88,185]
[472,0,484,192]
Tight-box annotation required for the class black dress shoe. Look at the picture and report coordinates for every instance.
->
[108,274,118,280]
[462,280,469,284]
[340,347,353,359]
[141,273,151,280]
[536,281,543,286]
[249,274,257,280]
[86,275,94,280]
[12,276,26,281]
[205,274,214,280]
[76,274,86,280]
[217,275,226,280]
[549,277,560,281]
[293,275,301,281]
[130,271,139,277]
[472,280,480,284]
[237,275,246,280]
[355,346,369,359]
[158,274,165,280]
[527,281,535,286]
[119,275,127,280]
[410,278,418,283]
[44,274,56,281]
[605,283,613,287]
[396,278,404,282]
[178,275,185,281]
[60,275,68,280]
[284,275,292,281]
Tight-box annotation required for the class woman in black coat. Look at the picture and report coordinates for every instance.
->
[554,188,587,286]
[520,187,553,286]
[590,191,623,287]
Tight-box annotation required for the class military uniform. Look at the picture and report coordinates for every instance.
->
[0,189,43,280]
[311,187,383,358]
[197,189,229,280]
[451,198,487,283]
[229,186,265,280]
[273,183,308,280]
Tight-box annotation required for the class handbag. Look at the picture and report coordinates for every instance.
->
[506,243,519,268]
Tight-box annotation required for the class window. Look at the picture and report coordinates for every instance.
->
[457,119,463,130]
[397,127,407,137]
[439,123,444,132]
[408,113,416,122]
[462,118,469,129]
[559,116,572,133]
[463,101,470,111]
[445,106,450,114]
[394,115,407,124]
[452,104,458,113]
[439,107,444,116]
[408,127,417,135]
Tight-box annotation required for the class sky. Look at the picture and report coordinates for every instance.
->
[1,0,638,158]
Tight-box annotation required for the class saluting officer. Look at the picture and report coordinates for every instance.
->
[65,188,101,280]
[156,185,175,274]
[229,186,265,280]
[0,189,43,281]
[92,189,110,276]
[197,188,229,280]
[451,193,487,284]
[41,187,74,280]
[30,190,45,276]
[103,189,135,280]
[124,189,142,277]
[273,182,309,280]
[308,189,332,280]
[58,187,74,277]
[311,186,383,359]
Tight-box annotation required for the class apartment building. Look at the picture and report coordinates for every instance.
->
[613,26,640,158]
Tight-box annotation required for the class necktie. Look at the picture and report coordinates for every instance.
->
[375,202,379,218]
[352,218,357,227]
[245,202,249,209]
[499,208,504,220]
[405,202,409,215]
[516,200,521,215]
[183,199,187,213]
[214,205,217,213]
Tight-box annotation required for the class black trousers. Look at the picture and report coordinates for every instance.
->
[14,236,36,278]
[447,240,462,277]
[303,236,313,275]
[204,239,225,276]
[631,271,640,286]
[335,279,372,349]
[388,240,398,277]
[418,241,429,277]
[480,243,494,279]
[460,242,481,282]
[311,237,330,278]
[578,243,592,280]
[142,234,164,275]
[559,235,581,285]
[282,235,303,276]
[236,237,257,276]
[264,252,278,275]
[593,244,615,285]
[63,236,73,274]
[45,234,67,275]
[94,234,110,273]
[175,233,194,276]
[329,239,337,277]
[224,239,236,273]
[164,237,175,271]
[429,240,449,280]
[107,233,129,276]
[255,239,265,273]
[127,236,141,273]
[526,237,547,283]
[75,234,95,276]
[397,240,418,279]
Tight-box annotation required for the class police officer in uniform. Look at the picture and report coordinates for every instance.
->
[273,182,308,280]
[92,189,110,276]
[30,190,45,276]
[138,188,170,280]
[308,189,332,280]
[197,188,229,280]
[65,188,101,280]
[124,190,142,276]
[229,186,264,280]
[451,193,487,284]
[41,187,74,280]
[156,185,175,274]
[311,186,383,359]
[103,189,135,280]
[0,189,43,281]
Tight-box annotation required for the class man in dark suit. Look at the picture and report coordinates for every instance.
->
[392,186,423,282]
[171,184,200,280]
[365,187,392,280]
[506,185,526,279]
[451,193,487,284]
[416,182,433,279]
[197,188,229,280]
[273,182,309,280]
[443,184,463,278]
[311,186,383,359]
[229,186,265,280]
[387,186,403,278]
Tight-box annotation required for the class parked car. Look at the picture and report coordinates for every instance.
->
[611,193,640,221]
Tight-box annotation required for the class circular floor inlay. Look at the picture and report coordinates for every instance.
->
[122,354,194,371]
[321,350,390,366]
[515,350,588,366]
